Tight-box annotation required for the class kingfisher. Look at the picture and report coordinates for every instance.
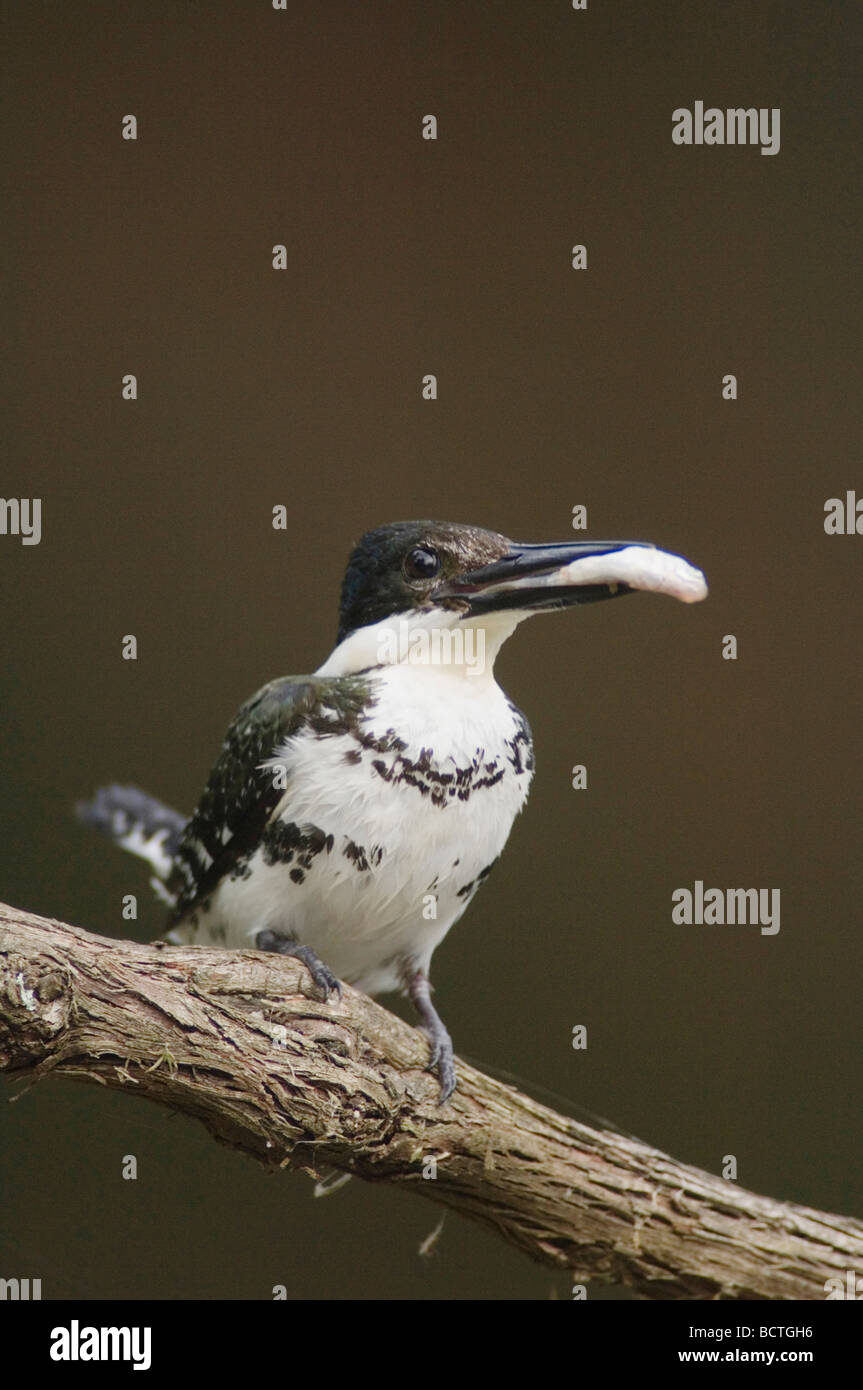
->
[78,520,707,1101]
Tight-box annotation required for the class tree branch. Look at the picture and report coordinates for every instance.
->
[1,900,859,1299]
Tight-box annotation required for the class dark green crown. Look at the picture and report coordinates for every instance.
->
[337,521,509,642]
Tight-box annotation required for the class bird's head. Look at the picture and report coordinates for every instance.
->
[323,520,706,679]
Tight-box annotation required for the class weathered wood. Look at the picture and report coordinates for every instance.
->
[1,900,859,1299]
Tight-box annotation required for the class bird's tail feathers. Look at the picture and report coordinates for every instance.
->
[76,785,186,887]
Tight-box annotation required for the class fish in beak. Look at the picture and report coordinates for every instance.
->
[437,539,708,616]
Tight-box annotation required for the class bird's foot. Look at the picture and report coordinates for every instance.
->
[405,968,457,1104]
[255,930,342,1001]
[424,1028,456,1105]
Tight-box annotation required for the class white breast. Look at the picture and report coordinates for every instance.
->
[190,664,533,995]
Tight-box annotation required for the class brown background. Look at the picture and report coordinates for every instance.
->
[2,1,861,1299]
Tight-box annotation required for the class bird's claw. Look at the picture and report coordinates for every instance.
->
[308,960,342,1001]
[424,1029,456,1104]
[255,931,341,1002]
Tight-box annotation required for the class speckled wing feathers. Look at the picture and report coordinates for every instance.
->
[166,677,337,922]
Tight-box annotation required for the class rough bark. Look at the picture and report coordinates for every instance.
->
[1,900,860,1299]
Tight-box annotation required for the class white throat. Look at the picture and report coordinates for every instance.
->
[315,606,529,685]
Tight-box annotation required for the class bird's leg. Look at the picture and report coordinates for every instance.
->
[404,967,456,1104]
[255,929,341,1001]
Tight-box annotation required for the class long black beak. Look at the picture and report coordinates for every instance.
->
[438,539,655,616]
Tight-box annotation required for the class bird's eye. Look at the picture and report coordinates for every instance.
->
[403,546,441,581]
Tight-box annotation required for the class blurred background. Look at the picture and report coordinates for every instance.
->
[2,1,861,1299]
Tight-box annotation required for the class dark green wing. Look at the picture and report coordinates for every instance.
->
[166,677,322,922]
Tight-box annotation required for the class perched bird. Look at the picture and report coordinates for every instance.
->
[78,520,707,1100]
